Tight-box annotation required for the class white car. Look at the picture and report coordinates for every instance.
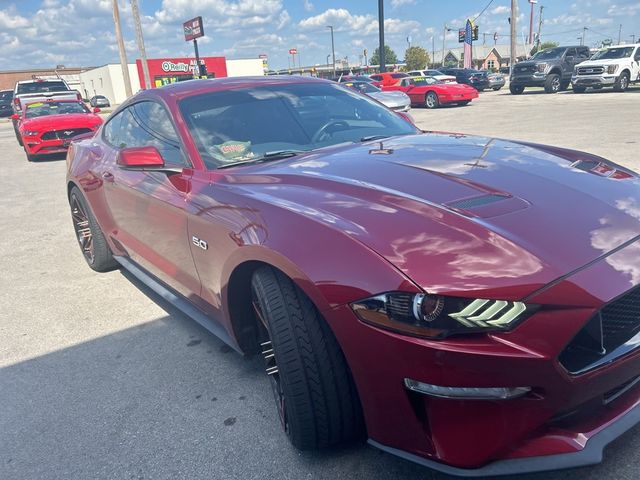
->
[572,44,640,93]
[407,70,457,83]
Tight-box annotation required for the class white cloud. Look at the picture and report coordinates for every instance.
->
[303,0,314,12]
[391,0,416,8]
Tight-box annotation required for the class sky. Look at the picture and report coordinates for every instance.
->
[1,0,639,71]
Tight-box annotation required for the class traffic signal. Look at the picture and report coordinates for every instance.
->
[473,25,479,41]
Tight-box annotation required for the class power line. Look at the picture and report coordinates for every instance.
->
[473,0,496,21]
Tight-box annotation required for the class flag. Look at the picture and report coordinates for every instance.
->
[463,20,473,68]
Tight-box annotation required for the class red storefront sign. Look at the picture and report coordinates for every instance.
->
[136,57,228,89]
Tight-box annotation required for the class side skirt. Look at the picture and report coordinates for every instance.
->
[114,255,242,354]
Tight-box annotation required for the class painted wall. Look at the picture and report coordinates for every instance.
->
[79,64,140,105]
[226,58,265,77]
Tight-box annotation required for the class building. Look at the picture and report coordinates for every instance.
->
[0,66,85,91]
[432,44,535,70]
[79,64,140,105]
[135,56,227,89]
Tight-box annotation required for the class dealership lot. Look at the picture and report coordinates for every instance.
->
[1,88,640,480]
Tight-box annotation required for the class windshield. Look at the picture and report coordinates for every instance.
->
[179,82,418,169]
[532,47,566,60]
[17,81,69,94]
[345,82,380,93]
[0,91,12,101]
[590,47,634,60]
[410,77,440,86]
[25,101,89,118]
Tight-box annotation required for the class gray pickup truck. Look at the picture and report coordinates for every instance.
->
[510,46,591,94]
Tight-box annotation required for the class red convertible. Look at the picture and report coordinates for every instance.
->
[66,76,640,476]
[383,76,479,108]
[13,100,102,161]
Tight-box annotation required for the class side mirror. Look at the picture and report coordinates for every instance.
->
[565,55,574,62]
[11,113,20,121]
[93,107,101,114]
[117,146,164,169]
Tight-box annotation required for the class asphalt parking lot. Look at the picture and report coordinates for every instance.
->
[1,87,639,480]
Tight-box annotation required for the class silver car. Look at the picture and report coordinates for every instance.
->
[486,72,506,91]
[343,81,411,112]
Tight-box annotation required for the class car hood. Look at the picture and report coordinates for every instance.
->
[577,58,628,67]
[230,134,640,299]
[21,113,102,131]
[368,91,410,105]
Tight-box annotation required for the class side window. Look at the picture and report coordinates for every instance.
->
[635,48,640,61]
[578,48,590,59]
[117,102,188,167]
[103,110,124,147]
[565,48,577,59]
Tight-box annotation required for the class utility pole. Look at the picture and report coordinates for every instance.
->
[111,0,132,98]
[618,24,622,44]
[536,5,544,51]
[581,27,588,46]
[130,0,151,90]
[631,34,636,43]
[442,24,453,67]
[510,0,517,76]
[528,0,537,45]
[327,26,336,76]
[431,36,435,68]
[378,0,385,72]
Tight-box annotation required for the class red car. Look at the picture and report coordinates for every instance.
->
[13,100,102,161]
[66,76,640,476]
[383,76,479,108]
[369,71,409,87]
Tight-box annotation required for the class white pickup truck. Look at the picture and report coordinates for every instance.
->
[571,43,640,93]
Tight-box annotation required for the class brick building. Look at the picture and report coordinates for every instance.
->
[0,67,87,92]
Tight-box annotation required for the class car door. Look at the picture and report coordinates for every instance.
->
[100,101,201,298]
[634,47,640,80]
[385,78,411,93]
[563,48,578,80]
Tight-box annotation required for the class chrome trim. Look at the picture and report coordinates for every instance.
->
[404,378,531,400]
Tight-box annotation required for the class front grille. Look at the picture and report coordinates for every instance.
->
[514,65,534,73]
[41,128,92,140]
[577,66,605,75]
[560,285,640,374]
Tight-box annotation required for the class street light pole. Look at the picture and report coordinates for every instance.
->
[528,0,537,45]
[378,0,385,72]
[130,0,151,90]
[327,25,336,76]
[111,0,133,98]
[510,0,517,77]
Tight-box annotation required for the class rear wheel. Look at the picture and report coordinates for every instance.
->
[250,266,363,450]
[509,84,525,95]
[68,186,118,272]
[613,72,630,92]
[544,73,561,93]
[424,91,440,109]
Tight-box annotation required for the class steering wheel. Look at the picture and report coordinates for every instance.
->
[311,120,350,143]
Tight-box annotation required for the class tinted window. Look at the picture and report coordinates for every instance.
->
[103,110,124,147]
[532,47,566,60]
[116,102,187,166]
[391,73,407,79]
[25,101,88,118]
[0,91,12,101]
[565,48,577,57]
[577,48,590,59]
[589,47,634,60]
[635,48,640,61]
[16,81,68,94]
[179,82,418,169]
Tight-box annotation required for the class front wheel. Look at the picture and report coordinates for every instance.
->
[544,73,561,93]
[250,266,363,450]
[424,91,440,109]
[13,121,23,146]
[613,72,630,92]
[509,84,525,95]
[492,86,502,91]
[68,186,118,272]
[24,148,35,162]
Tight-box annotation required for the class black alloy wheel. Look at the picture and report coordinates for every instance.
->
[510,84,525,95]
[545,73,561,93]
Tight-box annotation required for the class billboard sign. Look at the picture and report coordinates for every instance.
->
[183,16,204,41]
[289,48,298,55]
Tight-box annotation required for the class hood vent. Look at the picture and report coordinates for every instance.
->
[447,194,509,210]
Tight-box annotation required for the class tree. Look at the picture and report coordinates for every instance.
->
[370,45,398,66]
[404,46,430,71]
[530,41,559,56]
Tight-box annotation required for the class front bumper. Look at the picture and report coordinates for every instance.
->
[23,137,70,156]
[325,240,640,474]
[438,91,478,104]
[572,74,617,87]
[510,72,547,87]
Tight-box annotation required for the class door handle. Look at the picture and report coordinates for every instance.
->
[101,171,114,182]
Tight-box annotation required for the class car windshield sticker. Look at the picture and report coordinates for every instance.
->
[27,102,44,108]
[211,141,254,162]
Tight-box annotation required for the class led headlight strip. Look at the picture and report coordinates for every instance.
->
[448,299,527,328]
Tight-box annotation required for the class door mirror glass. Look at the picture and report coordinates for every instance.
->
[565,55,574,63]
[117,146,165,169]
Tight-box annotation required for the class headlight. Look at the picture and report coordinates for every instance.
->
[22,131,39,136]
[537,63,547,73]
[607,65,618,74]
[351,292,537,339]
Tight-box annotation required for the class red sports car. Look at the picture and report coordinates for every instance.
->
[383,76,479,108]
[66,76,640,476]
[13,100,103,161]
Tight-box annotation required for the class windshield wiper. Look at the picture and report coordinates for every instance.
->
[360,135,390,142]
[216,150,305,169]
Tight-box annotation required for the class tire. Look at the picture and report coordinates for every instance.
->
[250,266,363,450]
[424,91,439,109]
[458,100,471,106]
[68,186,118,272]
[510,84,525,95]
[613,72,630,92]
[492,86,502,91]
[24,148,35,162]
[13,120,23,146]
[573,85,587,94]
[544,73,561,93]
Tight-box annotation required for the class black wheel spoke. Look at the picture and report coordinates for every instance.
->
[70,194,94,263]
